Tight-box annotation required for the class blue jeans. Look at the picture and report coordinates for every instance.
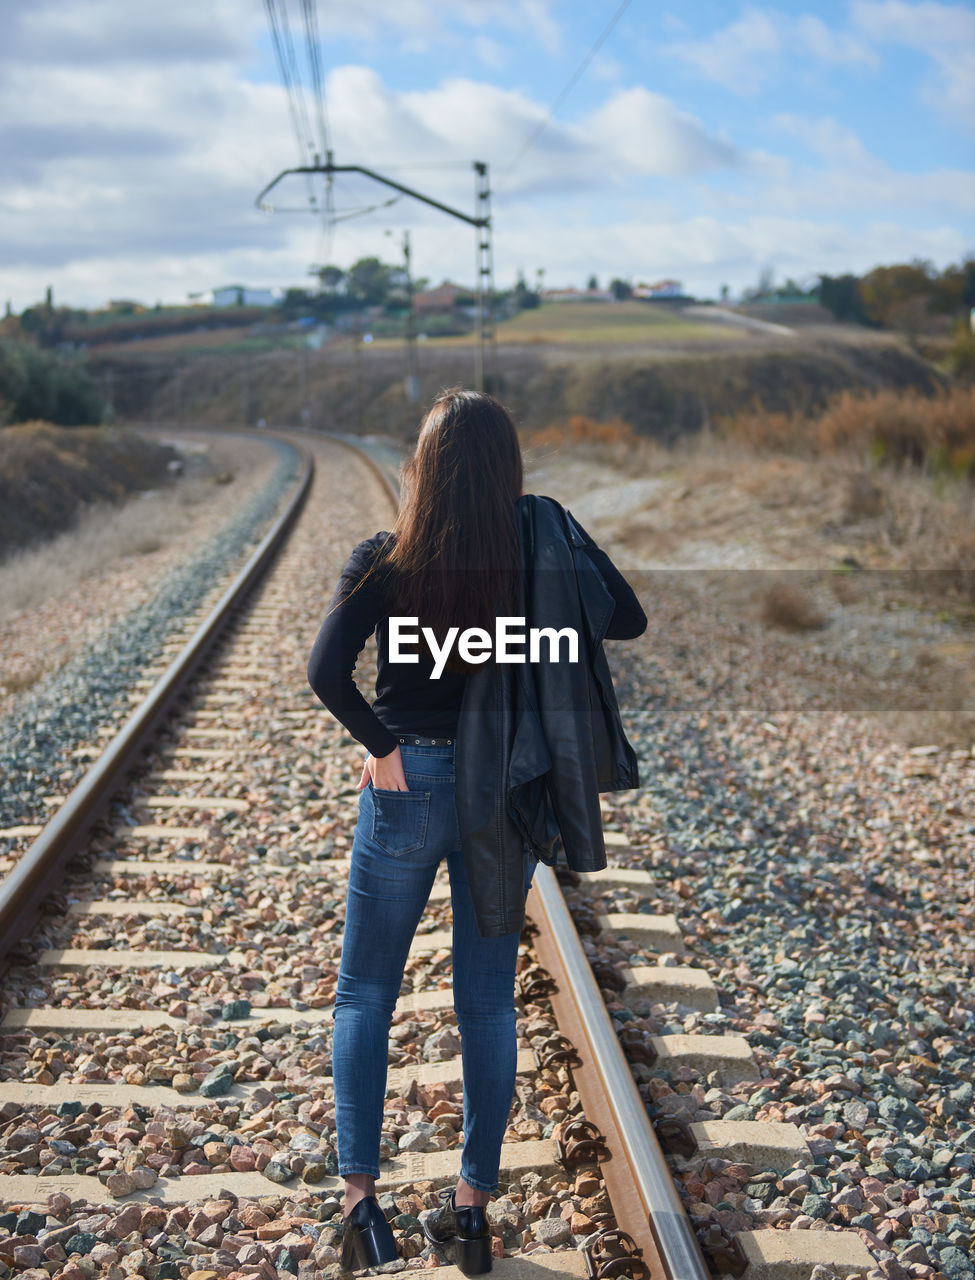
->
[332,741,537,1193]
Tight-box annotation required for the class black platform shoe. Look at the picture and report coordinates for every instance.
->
[422,1186,493,1276]
[339,1195,398,1272]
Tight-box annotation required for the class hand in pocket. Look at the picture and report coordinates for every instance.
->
[358,744,408,791]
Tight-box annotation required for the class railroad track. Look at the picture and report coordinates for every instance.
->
[0,430,878,1280]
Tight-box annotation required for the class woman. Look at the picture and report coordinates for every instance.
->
[307,388,647,1275]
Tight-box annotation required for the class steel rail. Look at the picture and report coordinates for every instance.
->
[530,866,710,1280]
[0,441,314,963]
[334,431,708,1279]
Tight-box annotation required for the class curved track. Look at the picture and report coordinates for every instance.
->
[0,430,878,1280]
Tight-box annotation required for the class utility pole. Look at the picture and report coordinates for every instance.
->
[473,162,496,394]
[298,344,310,426]
[353,321,364,432]
[256,155,493,391]
[402,230,418,403]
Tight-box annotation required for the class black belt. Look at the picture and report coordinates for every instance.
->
[397,734,454,746]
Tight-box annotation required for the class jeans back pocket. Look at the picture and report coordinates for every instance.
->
[370,786,431,856]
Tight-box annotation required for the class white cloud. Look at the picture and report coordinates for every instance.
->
[851,0,975,124]
[285,0,562,57]
[0,2,968,310]
[764,114,975,215]
[665,7,782,92]
[665,5,878,92]
[589,88,741,176]
[474,36,506,71]
[2,0,254,64]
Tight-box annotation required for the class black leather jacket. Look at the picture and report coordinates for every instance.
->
[455,494,643,938]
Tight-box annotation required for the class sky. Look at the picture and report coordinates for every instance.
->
[1,0,973,310]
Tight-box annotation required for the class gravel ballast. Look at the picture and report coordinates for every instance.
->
[0,438,299,840]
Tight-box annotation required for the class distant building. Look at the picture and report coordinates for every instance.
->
[208,285,281,307]
[633,280,684,299]
[413,281,471,314]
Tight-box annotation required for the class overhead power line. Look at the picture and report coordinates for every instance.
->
[278,0,316,160]
[264,0,309,166]
[498,0,635,189]
[301,0,330,159]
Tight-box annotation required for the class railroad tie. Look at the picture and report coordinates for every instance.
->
[686,1120,809,1171]
[621,963,719,1013]
[0,1139,558,1208]
[136,795,249,811]
[67,900,188,917]
[580,864,658,889]
[36,926,463,970]
[92,858,232,877]
[113,824,210,839]
[649,1032,758,1085]
[87,856,452,905]
[0,1050,536,1112]
[2,988,455,1037]
[733,1228,874,1276]
[596,911,684,953]
[147,769,233,782]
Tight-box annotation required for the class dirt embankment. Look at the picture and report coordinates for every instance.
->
[0,422,179,559]
[522,436,975,751]
[90,334,940,443]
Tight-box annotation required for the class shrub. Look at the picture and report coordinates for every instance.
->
[529,414,637,448]
[946,320,975,383]
[716,385,975,478]
[0,340,105,426]
[760,582,826,632]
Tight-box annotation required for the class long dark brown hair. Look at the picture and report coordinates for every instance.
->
[367,387,524,674]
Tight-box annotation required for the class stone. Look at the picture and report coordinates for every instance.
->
[65,1233,98,1256]
[533,1217,571,1247]
[230,1144,257,1171]
[200,1067,234,1098]
[106,1171,137,1197]
[801,1194,832,1220]
[222,1000,252,1020]
[422,1028,461,1062]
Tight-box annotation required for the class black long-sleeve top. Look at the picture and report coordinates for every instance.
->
[307,505,647,758]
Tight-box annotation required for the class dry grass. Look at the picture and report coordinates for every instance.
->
[0,487,214,624]
[715,383,975,475]
[521,414,671,475]
[0,421,177,557]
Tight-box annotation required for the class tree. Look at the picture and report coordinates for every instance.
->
[346,257,396,306]
[818,274,868,325]
[609,278,632,300]
[0,340,104,425]
[932,258,975,314]
[513,270,540,311]
[858,261,935,328]
[587,274,598,292]
[314,265,346,293]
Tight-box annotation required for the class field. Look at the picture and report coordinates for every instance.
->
[94,300,801,360]
[450,300,751,349]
